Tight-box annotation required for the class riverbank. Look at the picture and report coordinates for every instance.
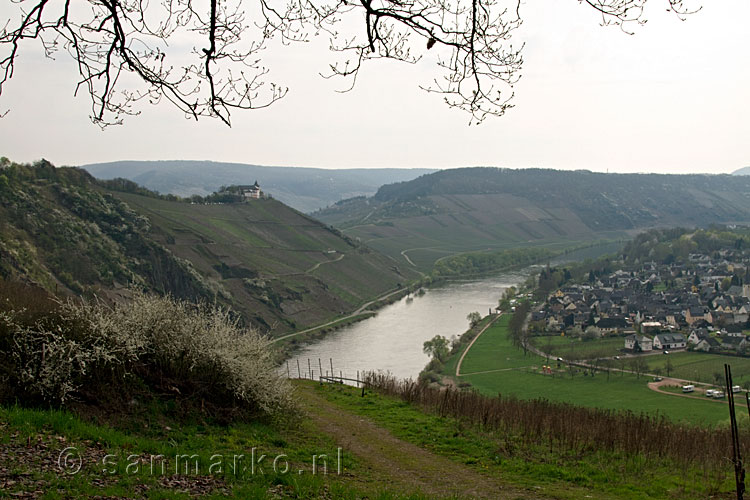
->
[274,240,625,362]
[285,272,527,380]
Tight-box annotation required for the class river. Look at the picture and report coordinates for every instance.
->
[286,271,528,381]
[286,242,623,381]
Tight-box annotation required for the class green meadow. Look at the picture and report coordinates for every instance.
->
[452,316,743,426]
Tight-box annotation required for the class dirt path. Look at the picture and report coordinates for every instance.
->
[647,378,734,404]
[456,314,502,377]
[305,253,345,273]
[295,383,546,499]
[400,249,418,267]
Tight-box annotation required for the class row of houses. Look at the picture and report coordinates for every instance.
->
[624,332,687,352]
[534,250,750,355]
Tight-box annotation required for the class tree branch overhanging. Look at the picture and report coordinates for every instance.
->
[0,0,699,126]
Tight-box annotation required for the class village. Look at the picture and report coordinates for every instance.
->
[529,249,750,357]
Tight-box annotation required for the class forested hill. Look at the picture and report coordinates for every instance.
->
[0,159,417,335]
[314,168,750,271]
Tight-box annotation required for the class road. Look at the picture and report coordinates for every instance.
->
[269,286,408,344]
[305,253,344,273]
[455,314,502,376]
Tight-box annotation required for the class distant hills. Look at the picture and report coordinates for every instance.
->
[732,167,750,176]
[81,160,436,213]
[315,167,750,271]
[0,160,418,335]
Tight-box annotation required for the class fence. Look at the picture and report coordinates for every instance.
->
[286,357,370,395]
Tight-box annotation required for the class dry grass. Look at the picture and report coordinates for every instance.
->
[364,372,745,473]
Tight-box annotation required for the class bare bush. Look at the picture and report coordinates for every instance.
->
[362,372,742,474]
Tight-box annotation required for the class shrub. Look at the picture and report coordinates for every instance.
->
[1,288,294,418]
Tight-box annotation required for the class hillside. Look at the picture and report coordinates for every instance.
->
[733,166,750,176]
[113,191,417,333]
[0,159,417,335]
[315,167,750,271]
[82,160,436,213]
[0,160,213,303]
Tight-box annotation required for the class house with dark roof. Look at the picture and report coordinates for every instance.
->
[596,317,629,333]
[695,337,720,352]
[721,335,744,350]
[625,334,653,352]
[653,333,686,350]
[239,181,262,199]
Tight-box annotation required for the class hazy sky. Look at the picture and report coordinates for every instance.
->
[0,1,748,173]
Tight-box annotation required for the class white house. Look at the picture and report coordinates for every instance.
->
[625,334,653,352]
[653,333,686,350]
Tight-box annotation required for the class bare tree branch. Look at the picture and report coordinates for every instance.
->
[0,0,700,126]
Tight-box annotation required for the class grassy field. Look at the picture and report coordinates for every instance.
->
[453,317,742,426]
[3,383,738,500]
[317,383,737,499]
[0,399,416,499]
[531,335,626,360]
[643,351,750,387]
[114,193,419,335]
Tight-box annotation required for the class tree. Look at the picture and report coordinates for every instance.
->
[467,311,482,328]
[508,300,530,355]
[629,356,648,379]
[498,286,516,312]
[423,335,450,362]
[0,1,700,126]
[664,357,674,377]
[583,326,601,341]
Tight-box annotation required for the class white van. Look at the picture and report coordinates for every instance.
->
[732,385,742,393]
[705,389,716,397]
[682,385,694,393]
[713,391,725,399]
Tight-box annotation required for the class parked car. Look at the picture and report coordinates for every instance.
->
[732,385,742,393]
[682,385,694,393]
[713,391,725,399]
[705,389,716,397]
[653,377,663,382]
[663,351,670,355]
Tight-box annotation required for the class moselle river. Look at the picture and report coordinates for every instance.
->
[286,271,529,381]
[285,241,624,381]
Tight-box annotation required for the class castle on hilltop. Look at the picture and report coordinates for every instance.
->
[238,181,263,200]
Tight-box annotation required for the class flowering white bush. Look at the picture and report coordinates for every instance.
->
[2,292,294,416]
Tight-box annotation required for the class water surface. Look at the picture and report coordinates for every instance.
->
[287,271,527,380]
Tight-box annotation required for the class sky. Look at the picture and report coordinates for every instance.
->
[0,0,748,174]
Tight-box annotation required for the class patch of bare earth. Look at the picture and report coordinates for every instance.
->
[295,384,548,500]
[0,422,230,499]
[647,378,730,404]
